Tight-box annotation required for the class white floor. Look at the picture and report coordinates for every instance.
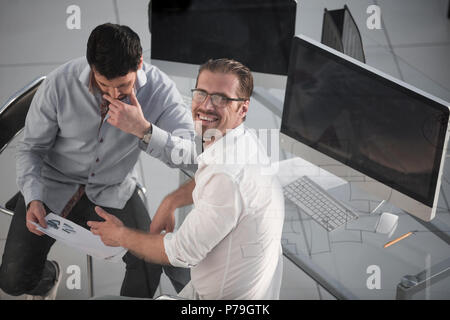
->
[1,0,449,300]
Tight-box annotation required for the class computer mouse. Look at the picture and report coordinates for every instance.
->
[375,212,398,238]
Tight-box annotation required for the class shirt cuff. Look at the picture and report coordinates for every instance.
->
[138,123,169,154]
[163,232,190,268]
[23,188,44,208]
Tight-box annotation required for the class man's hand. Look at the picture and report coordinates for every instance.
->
[26,200,47,236]
[103,90,151,139]
[88,206,125,247]
[149,197,176,235]
[150,179,196,234]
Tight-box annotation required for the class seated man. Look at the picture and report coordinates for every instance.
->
[0,23,193,299]
[89,58,285,299]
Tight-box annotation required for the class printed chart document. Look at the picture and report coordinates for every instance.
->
[29,213,126,262]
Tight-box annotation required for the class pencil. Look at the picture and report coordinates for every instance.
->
[383,231,413,248]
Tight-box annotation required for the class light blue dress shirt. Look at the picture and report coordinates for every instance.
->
[16,57,196,214]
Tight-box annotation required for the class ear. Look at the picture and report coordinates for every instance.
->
[138,55,143,70]
[239,100,249,119]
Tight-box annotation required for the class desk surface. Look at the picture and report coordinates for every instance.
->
[277,153,450,300]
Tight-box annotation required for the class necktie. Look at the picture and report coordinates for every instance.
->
[60,97,107,218]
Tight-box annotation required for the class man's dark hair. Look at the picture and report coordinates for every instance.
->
[87,23,142,79]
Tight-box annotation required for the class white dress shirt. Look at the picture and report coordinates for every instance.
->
[164,124,285,299]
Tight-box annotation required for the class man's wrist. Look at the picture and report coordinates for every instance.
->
[27,199,43,210]
[137,121,152,139]
[118,226,128,248]
[164,194,180,211]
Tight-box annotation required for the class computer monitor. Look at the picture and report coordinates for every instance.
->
[149,0,296,89]
[280,35,450,221]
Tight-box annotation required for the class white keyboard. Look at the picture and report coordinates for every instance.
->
[283,176,358,232]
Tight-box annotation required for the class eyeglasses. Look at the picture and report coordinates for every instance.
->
[191,89,247,108]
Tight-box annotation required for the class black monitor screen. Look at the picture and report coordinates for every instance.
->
[150,0,296,75]
[281,37,449,207]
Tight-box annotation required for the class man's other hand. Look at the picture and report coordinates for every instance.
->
[103,90,151,139]
[149,197,176,235]
[88,206,125,247]
[26,200,47,236]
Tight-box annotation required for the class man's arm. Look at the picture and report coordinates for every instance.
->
[90,179,196,262]
[16,78,58,234]
[88,207,170,265]
[120,228,169,265]
[90,173,241,268]
[149,178,195,234]
[104,71,198,172]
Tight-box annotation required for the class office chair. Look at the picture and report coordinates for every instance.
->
[0,77,45,154]
[0,76,46,217]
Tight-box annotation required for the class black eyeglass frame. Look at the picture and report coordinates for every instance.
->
[191,88,247,107]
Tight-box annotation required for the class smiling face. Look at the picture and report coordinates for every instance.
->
[192,70,249,143]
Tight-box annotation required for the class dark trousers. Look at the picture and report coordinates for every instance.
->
[0,189,190,298]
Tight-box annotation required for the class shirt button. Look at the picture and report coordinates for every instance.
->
[91,173,95,177]
[99,138,104,143]
[96,158,99,163]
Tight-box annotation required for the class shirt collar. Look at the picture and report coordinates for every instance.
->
[135,67,147,89]
[79,63,92,88]
[197,123,246,166]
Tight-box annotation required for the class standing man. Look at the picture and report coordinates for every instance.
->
[0,23,193,299]
[89,59,285,299]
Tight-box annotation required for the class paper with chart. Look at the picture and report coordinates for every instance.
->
[29,213,126,262]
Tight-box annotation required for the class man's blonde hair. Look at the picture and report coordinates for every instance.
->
[196,58,254,99]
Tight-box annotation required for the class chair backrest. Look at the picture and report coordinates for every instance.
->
[0,76,46,154]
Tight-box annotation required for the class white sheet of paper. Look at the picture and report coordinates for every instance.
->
[29,213,126,262]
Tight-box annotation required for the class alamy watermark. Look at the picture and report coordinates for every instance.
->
[366,5,382,30]
[366,265,381,290]
[66,5,81,30]
[169,125,280,175]
[66,264,81,290]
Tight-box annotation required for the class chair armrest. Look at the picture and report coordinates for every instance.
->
[5,191,20,211]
